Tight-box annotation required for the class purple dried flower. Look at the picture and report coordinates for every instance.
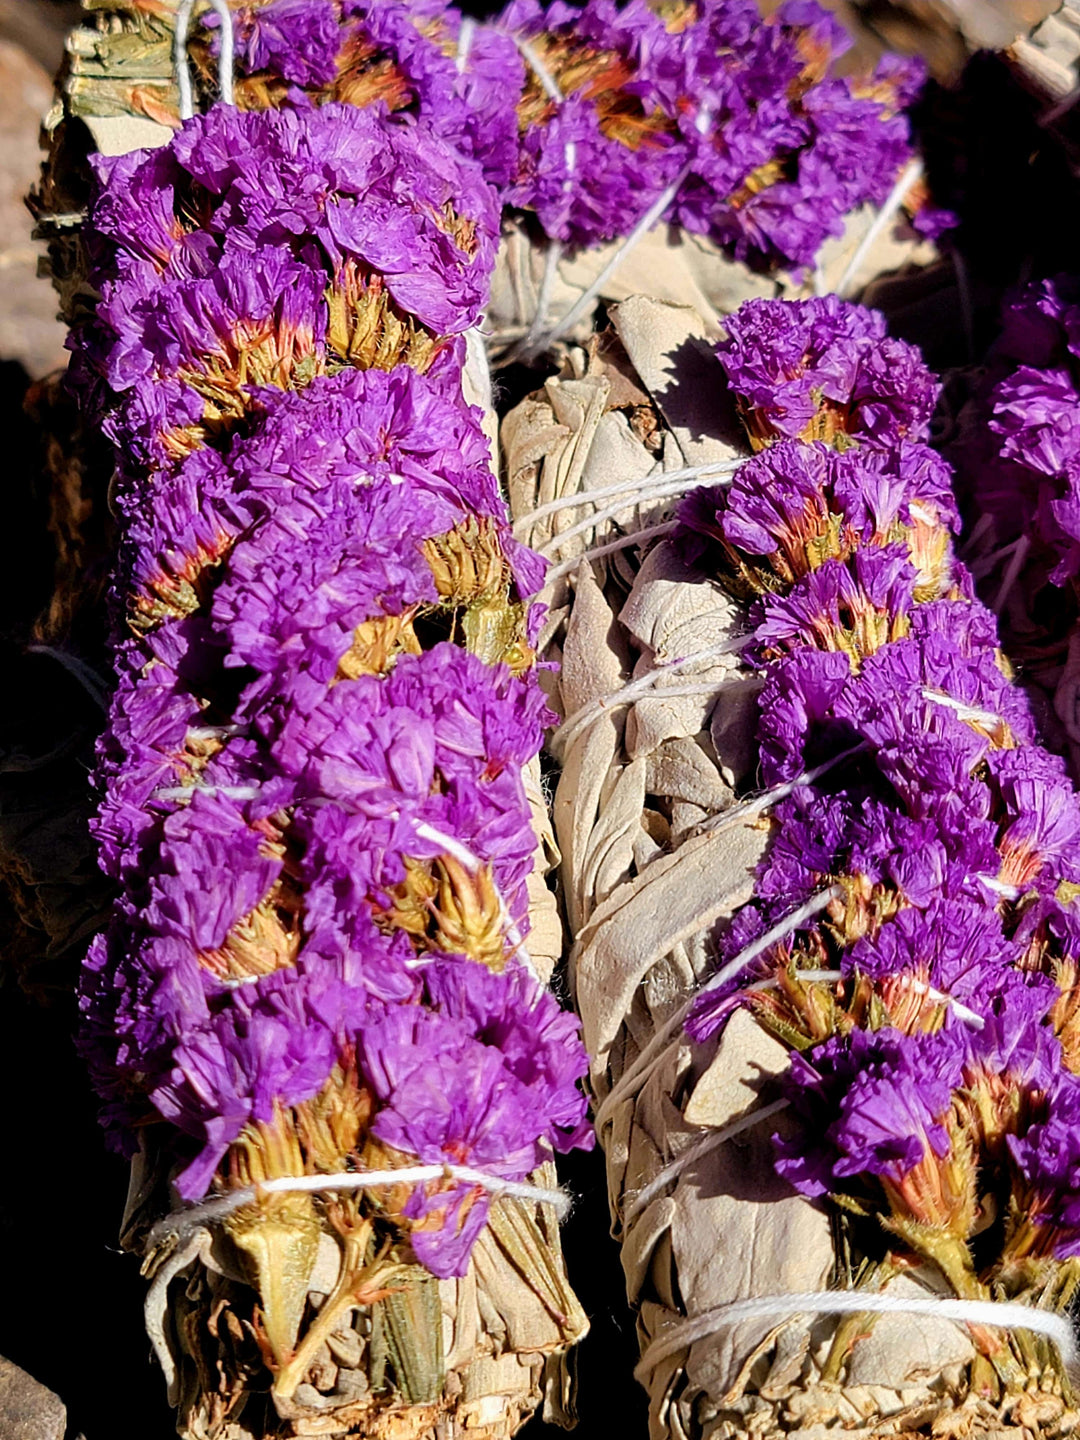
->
[357,973,587,1277]
[716,296,939,447]
[227,0,344,88]
[776,1027,962,1205]
[1006,1076,1080,1260]
[989,367,1080,479]
[77,94,592,1296]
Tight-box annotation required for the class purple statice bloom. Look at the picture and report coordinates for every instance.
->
[753,542,917,661]
[223,0,343,88]
[953,992,1062,1115]
[98,246,326,396]
[501,0,683,249]
[1014,887,1080,969]
[774,1027,876,1199]
[211,0,523,191]
[338,0,475,153]
[650,1,930,270]
[830,441,960,541]
[686,773,1004,1048]
[719,442,833,570]
[911,204,959,242]
[177,102,498,333]
[237,365,501,517]
[842,897,1049,1024]
[94,247,328,469]
[447,12,523,188]
[78,910,210,1138]
[264,644,549,929]
[989,747,1080,891]
[91,644,208,883]
[956,277,1080,587]
[153,960,375,1198]
[84,102,499,355]
[212,473,439,704]
[997,274,1080,371]
[826,1034,960,1190]
[837,629,999,770]
[1007,1074,1080,1258]
[142,789,283,953]
[989,367,1080,480]
[836,671,992,844]
[716,296,939,446]
[676,439,959,587]
[755,647,851,783]
[422,958,592,1152]
[86,145,211,283]
[358,1001,555,1276]
[775,1026,961,1200]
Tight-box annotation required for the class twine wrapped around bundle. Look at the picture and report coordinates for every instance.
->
[505,295,1080,1439]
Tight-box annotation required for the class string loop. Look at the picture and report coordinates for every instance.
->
[174,0,236,121]
[634,1291,1079,1382]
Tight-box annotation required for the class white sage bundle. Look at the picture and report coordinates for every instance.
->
[506,292,1080,1438]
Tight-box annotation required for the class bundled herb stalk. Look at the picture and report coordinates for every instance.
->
[72,94,592,1439]
[507,294,1080,1437]
[36,0,949,358]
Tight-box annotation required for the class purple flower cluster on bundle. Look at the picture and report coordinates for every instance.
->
[74,101,498,472]
[202,0,943,268]
[714,296,940,446]
[75,98,592,1281]
[955,276,1080,588]
[674,294,1080,1286]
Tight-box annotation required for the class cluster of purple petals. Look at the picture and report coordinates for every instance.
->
[202,0,938,266]
[955,275,1080,587]
[76,99,592,1279]
[714,296,940,444]
[674,296,1080,1263]
[71,100,498,470]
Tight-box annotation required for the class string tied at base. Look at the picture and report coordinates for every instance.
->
[148,1163,570,1254]
[634,1291,1079,1383]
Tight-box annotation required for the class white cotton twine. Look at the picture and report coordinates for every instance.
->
[148,1163,570,1253]
[533,461,746,558]
[633,1292,1079,1382]
[552,633,757,758]
[513,456,746,541]
[509,36,573,353]
[455,16,476,71]
[535,159,695,353]
[546,520,680,584]
[621,1098,790,1229]
[834,157,924,300]
[174,0,235,121]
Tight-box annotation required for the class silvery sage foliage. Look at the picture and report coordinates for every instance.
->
[70,94,592,1423]
[673,295,1080,1400]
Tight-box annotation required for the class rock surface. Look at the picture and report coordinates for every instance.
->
[0,38,66,379]
[0,1356,67,1440]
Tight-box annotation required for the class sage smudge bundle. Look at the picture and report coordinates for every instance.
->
[65,81,592,1440]
[508,294,1080,1438]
